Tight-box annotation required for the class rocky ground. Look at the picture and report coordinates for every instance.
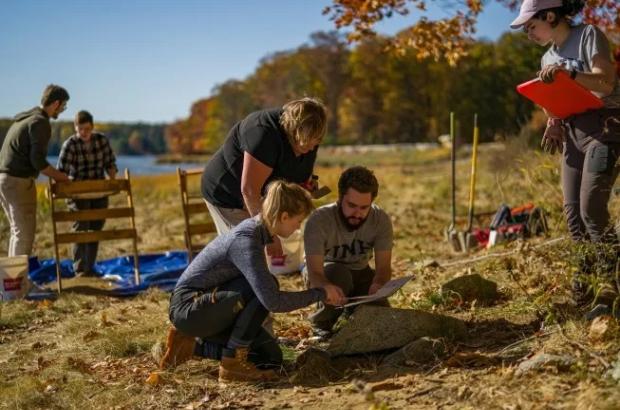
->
[1,143,620,409]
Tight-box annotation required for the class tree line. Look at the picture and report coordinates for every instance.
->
[166,30,549,154]
[0,119,166,156]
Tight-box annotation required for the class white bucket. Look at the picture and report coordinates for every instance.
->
[268,229,304,275]
[0,255,31,301]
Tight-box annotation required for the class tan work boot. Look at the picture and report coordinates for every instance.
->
[218,347,278,383]
[159,326,196,369]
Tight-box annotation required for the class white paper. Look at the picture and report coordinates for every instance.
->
[341,275,414,308]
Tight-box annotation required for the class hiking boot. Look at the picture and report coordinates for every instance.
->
[159,326,196,369]
[218,347,278,383]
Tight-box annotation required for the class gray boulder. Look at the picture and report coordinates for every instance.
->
[441,273,499,304]
[327,305,467,356]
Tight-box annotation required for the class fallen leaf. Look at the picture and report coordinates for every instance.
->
[368,380,402,392]
[37,300,53,310]
[100,312,110,327]
[44,384,57,394]
[145,372,162,386]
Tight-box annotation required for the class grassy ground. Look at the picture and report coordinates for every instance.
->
[1,142,620,409]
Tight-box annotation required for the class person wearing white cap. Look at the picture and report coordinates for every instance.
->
[511,0,620,307]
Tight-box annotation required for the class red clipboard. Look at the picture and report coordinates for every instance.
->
[516,71,604,119]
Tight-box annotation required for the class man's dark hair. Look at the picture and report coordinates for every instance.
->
[75,110,94,125]
[338,166,379,200]
[40,84,70,107]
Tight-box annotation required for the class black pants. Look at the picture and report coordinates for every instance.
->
[562,108,620,244]
[306,263,388,332]
[68,197,108,274]
[169,276,282,367]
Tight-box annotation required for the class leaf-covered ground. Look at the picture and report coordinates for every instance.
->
[1,143,619,409]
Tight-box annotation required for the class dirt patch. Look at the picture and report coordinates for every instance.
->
[289,348,341,386]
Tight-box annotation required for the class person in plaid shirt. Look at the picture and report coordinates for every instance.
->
[57,110,117,276]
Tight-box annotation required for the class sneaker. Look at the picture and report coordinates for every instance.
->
[311,327,333,342]
[218,347,278,383]
[159,326,196,369]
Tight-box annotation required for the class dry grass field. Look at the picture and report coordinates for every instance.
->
[1,142,620,409]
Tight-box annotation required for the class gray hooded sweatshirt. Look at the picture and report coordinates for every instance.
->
[0,107,52,178]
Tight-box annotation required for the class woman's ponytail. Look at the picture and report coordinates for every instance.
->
[260,180,314,232]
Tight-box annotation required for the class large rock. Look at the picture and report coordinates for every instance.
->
[441,274,499,304]
[326,305,467,356]
[381,337,447,368]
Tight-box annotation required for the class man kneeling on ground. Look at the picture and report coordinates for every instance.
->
[304,166,393,336]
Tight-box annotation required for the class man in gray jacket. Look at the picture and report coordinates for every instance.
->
[0,84,70,256]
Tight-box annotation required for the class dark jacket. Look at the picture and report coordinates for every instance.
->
[0,107,51,178]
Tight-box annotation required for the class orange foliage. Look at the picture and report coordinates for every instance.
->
[324,0,620,64]
[165,98,215,155]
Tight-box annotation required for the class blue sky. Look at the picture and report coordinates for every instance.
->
[0,0,519,123]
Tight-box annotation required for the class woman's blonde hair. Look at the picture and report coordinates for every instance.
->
[280,97,327,147]
[261,180,314,232]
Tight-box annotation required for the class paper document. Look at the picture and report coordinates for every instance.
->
[341,275,414,308]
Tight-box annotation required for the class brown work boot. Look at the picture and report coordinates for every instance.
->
[159,326,196,369]
[218,347,278,383]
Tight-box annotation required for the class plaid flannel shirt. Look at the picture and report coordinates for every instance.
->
[57,133,117,180]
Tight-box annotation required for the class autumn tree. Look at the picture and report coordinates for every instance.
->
[301,32,351,142]
[324,0,620,64]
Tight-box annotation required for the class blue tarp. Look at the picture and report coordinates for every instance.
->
[28,251,189,297]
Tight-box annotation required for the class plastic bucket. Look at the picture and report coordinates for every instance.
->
[0,255,31,301]
[268,230,304,275]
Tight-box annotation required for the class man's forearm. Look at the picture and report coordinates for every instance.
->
[308,269,330,288]
[372,269,391,286]
[40,165,69,182]
[575,71,615,96]
[242,192,262,217]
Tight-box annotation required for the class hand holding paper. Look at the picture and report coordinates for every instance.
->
[341,275,414,308]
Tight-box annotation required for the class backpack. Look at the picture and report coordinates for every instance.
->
[486,203,548,247]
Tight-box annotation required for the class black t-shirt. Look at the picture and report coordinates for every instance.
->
[201,108,317,209]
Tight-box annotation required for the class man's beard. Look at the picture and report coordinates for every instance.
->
[337,202,368,231]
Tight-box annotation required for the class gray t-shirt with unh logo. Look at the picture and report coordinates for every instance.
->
[304,202,393,270]
[541,24,620,108]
